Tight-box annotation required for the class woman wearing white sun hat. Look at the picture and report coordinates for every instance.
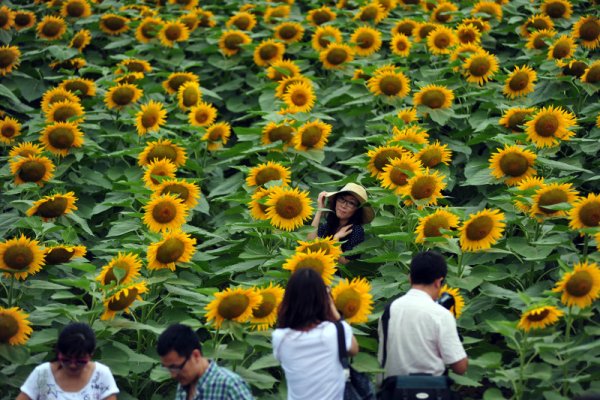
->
[308,182,375,265]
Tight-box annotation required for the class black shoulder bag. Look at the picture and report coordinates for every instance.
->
[333,320,376,400]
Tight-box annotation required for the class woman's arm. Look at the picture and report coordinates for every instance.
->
[16,393,31,400]
[348,335,359,357]
[103,396,117,400]
[307,191,328,240]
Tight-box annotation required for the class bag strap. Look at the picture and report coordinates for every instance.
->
[381,293,403,368]
[334,320,349,369]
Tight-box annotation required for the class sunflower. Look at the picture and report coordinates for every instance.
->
[147,230,196,271]
[50,57,87,72]
[283,250,336,285]
[44,245,86,265]
[459,208,505,252]
[293,120,332,151]
[143,194,188,233]
[392,19,417,37]
[520,14,554,37]
[415,208,460,244]
[9,142,44,159]
[377,0,398,12]
[402,168,447,207]
[61,0,92,18]
[168,0,198,10]
[572,16,600,50]
[426,26,458,55]
[319,43,354,70]
[265,186,313,231]
[136,16,163,43]
[136,100,167,135]
[379,153,423,194]
[524,105,577,148]
[196,9,216,28]
[96,253,142,286]
[463,50,499,85]
[266,59,301,82]
[251,284,285,331]
[390,33,411,56]
[0,235,45,280]
[155,179,200,209]
[10,155,55,186]
[262,121,296,147]
[246,161,291,188]
[163,72,199,95]
[159,20,189,47]
[218,29,252,57]
[471,1,502,22]
[179,12,199,33]
[70,29,92,52]
[101,281,148,320]
[526,29,556,50]
[503,65,536,99]
[202,122,231,151]
[569,193,600,231]
[430,1,457,24]
[0,307,32,346]
[0,45,21,76]
[390,125,429,145]
[499,107,535,132]
[540,0,572,19]
[40,122,84,156]
[397,107,417,124]
[296,236,343,261]
[282,82,315,114]
[189,102,217,127]
[143,159,177,190]
[104,84,143,110]
[449,44,482,70]
[205,287,262,328]
[60,78,96,97]
[226,11,256,31]
[553,261,600,308]
[530,182,578,219]
[350,26,382,57]
[0,6,13,30]
[548,35,576,61]
[249,186,280,220]
[331,277,373,324]
[27,192,78,220]
[367,145,407,178]
[307,6,336,26]
[413,84,454,109]
[517,306,563,332]
[311,26,343,51]
[560,59,588,78]
[414,22,440,42]
[489,145,536,186]
[462,17,491,34]
[456,23,481,45]
[353,69,370,81]
[274,22,304,43]
[177,81,202,110]
[367,65,410,98]
[418,142,452,168]
[116,59,152,75]
[439,285,465,318]
[253,39,285,67]
[13,11,36,31]
[514,177,546,213]
[99,14,129,36]
[263,5,291,24]
[0,117,21,144]
[138,139,187,168]
[355,2,386,25]
[37,16,67,40]
[581,60,600,84]
[116,73,146,85]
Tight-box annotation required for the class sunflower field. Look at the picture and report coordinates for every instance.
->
[0,0,599,398]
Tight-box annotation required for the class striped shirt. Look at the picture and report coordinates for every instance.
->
[175,361,253,400]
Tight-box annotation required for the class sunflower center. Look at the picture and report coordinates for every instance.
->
[585,66,600,83]
[318,34,336,48]
[64,81,89,96]
[152,201,177,223]
[15,14,32,27]
[53,105,80,122]
[165,25,182,41]
[194,109,210,123]
[500,152,529,177]
[111,87,136,106]
[278,25,297,40]
[141,22,160,38]
[307,243,330,254]
[108,288,139,311]
[459,30,476,43]
[374,149,403,171]
[301,126,323,147]
[296,258,325,274]
[469,56,491,77]
[434,6,453,23]
[275,195,302,218]
[162,184,190,202]
[1,124,15,138]
[578,202,600,227]
[533,34,551,49]
[149,167,170,184]
[509,71,530,91]
[360,6,377,21]
[142,112,158,128]
[421,89,445,108]
[434,34,450,48]
[313,10,333,25]
[217,294,249,319]
[335,289,361,318]
[156,238,185,264]
[147,145,178,163]
[72,35,86,49]
[255,167,282,186]
[182,87,199,107]
[532,19,550,30]
[395,39,408,51]
[45,247,75,264]
[507,111,529,132]
[268,126,294,143]
[233,16,251,30]
[424,215,451,237]
[169,76,193,92]
[534,114,558,137]
[580,20,600,41]
[125,62,146,73]
[565,270,593,297]
[357,33,374,49]
[379,76,403,96]
[42,21,63,37]
[66,2,85,17]
[103,261,130,285]
[466,216,493,241]
[19,161,46,183]
[208,127,224,141]
[526,309,550,322]
[103,16,126,31]
[411,176,436,200]
[396,23,414,36]
[36,197,68,218]
[538,188,568,214]
[3,245,34,270]
[0,49,17,68]
[389,167,409,186]
[563,61,587,77]
[253,292,276,318]
[326,48,348,66]
[259,44,279,61]
[48,127,75,149]
[224,33,244,50]
[418,25,436,39]
[291,90,308,106]
[552,41,570,59]
[420,149,442,167]
[545,2,566,18]
[0,314,18,343]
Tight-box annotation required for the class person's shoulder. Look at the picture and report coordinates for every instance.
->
[272,327,289,341]
[93,361,115,376]
[30,362,51,374]
[352,224,365,233]
[213,363,249,386]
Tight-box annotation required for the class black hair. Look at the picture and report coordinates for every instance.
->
[410,251,447,285]
[277,268,336,330]
[55,322,96,359]
[157,323,202,357]
[323,193,364,236]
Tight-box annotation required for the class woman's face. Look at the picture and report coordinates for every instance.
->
[334,194,360,221]
[58,352,91,376]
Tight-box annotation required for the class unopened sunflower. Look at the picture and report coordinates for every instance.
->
[218,30,252,56]
[246,161,291,188]
[367,145,407,178]
[251,284,285,331]
[154,179,201,209]
[40,122,84,156]
[518,306,563,332]
[147,230,196,271]
[27,192,78,220]
[553,261,600,308]
[417,142,452,168]
[13,11,36,31]
[293,120,331,151]
[37,16,67,40]
[402,168,447,207]
[0,307,33,346]
[296,236,343,260]
[283,249,336,285]
[136,16,163,43]
[572,16,600,50]
[60,78,96,97]
[459,208,506,252]
[320,43,355,70]
[253,39,285,67]
[226,11,256,31]
[530,182,578,218]
[205,286,262,328]
[367,65,410,98]
[138,139,187,167]
[104,83,143,110]
[44,245,86,265]
[499,107,535,133]
[379,153,423,194]
[415,208,460,244]
[143,159,177,190]
[524,105,577,148]
[311,26,343,51]
[61,0,92,18]
[413,84,454,109]
[0,235,45,280]
[99,14,129,36]
[266,60,301,82]
[390,33,411,56]
[274,22,304,43]
[503,65,537,98]
[101,281,148,320]
[282,82,315,114]
[569,193,600,231]
[427,26,457,55]
[0,116,21,144]
[162,72,199,94]
[96,252,142,286]
[202,122,231,151]
[489,145,537,186]
[332,277,373,324]
[265,186,313,231]
[350,26,382,56]
[540,0,572,19]
[189,102,217,127]
[143,194,189,233]
[463,50,499,85]
[9,155,55,186]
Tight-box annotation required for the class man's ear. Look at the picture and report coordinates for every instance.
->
[192,348,202,359]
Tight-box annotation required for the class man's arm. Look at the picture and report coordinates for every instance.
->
[449,357,468,375]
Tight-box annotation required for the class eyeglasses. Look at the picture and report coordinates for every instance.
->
[58,354,90,367]
[337,197,359,209]
[162,354,190,374]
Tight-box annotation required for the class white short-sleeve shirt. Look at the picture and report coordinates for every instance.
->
[272,321,353,400]
[20,361,119,400]
[379,288,467,377]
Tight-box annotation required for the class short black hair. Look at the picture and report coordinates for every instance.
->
[56,322,96,358]
[157,324,202,357]
[410,251,447,285]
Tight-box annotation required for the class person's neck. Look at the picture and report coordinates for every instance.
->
[339,218,349,227]
[411,284,439,300]
[185,358,210,395]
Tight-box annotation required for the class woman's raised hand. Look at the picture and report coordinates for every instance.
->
[333,225,353,240]
[317,191,328,209]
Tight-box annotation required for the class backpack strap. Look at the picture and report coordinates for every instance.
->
[381,294,403,368]
[334,320,349,369]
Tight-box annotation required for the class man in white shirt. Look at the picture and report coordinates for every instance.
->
[378,251,468,379]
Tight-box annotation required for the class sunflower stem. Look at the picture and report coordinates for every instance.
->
[582,235,589,259]
[562,308,574,396]
[457,252,464,278]
[516,332,528,400]
[7,274,15,307]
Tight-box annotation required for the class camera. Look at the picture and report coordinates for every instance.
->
[437,292,455,314]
